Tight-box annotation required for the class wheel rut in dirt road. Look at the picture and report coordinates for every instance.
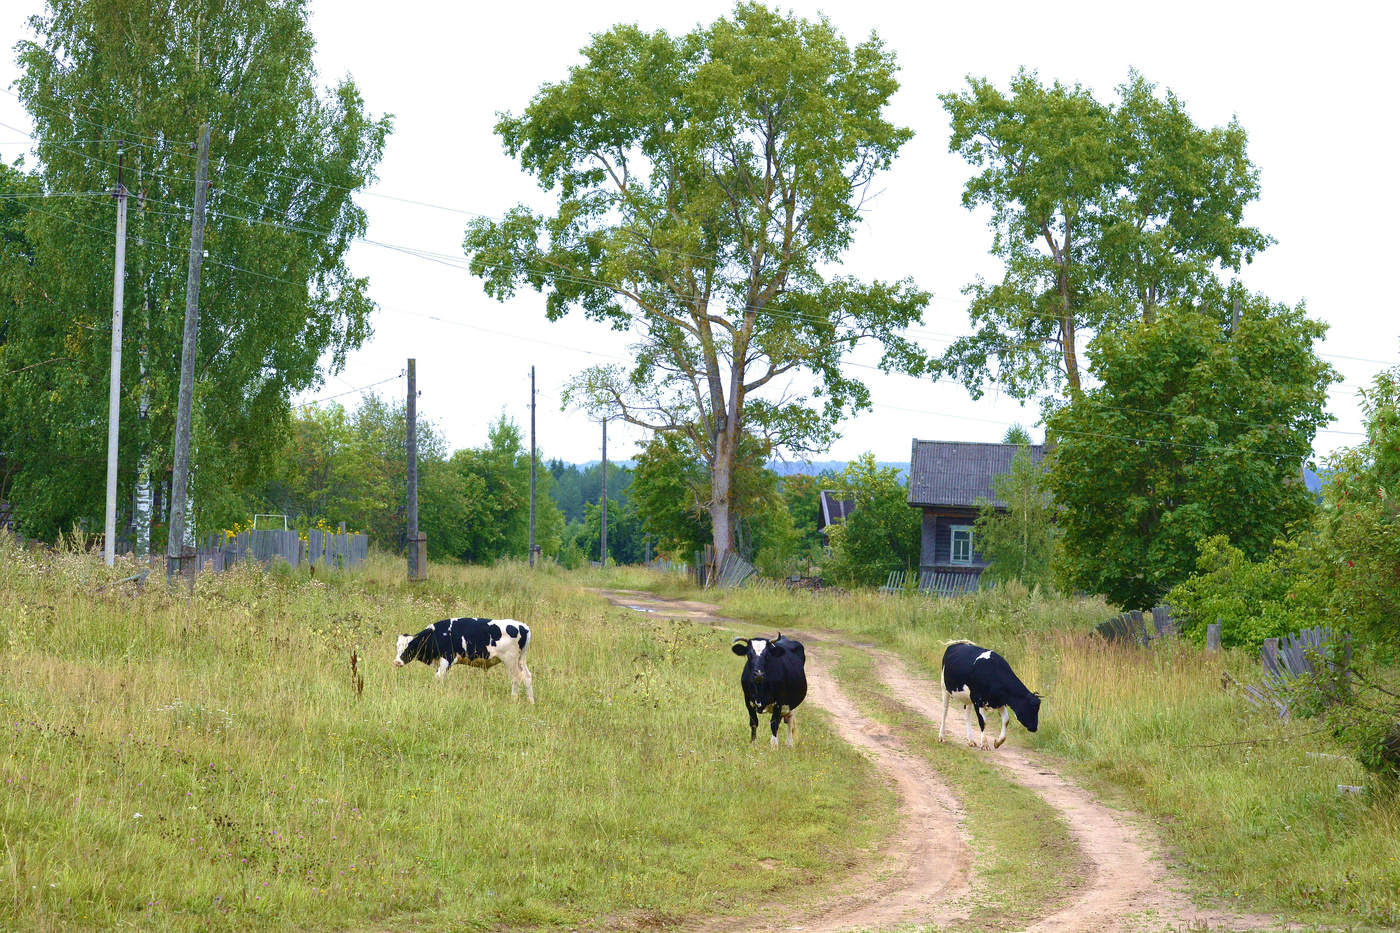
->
[594,590,1293,932]
[871,646,1295,933]
[594,590,973,933]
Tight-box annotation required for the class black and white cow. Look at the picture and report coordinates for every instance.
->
[731,634,807,747]
[393,617,534,703]
[939,640,1039,749]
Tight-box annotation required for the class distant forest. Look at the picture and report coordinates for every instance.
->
[546,459,634,524]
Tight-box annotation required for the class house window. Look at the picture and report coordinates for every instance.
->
[950,525,973,564]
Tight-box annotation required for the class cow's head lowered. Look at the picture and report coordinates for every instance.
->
[394,632,426,667]
[1011,692,1041,733]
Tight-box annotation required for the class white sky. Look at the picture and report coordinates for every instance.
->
[3,1,1396,467]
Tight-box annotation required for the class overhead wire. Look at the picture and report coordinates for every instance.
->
[2,95,1389,451]
[5,102,1394,370]
[10,191,1379,446]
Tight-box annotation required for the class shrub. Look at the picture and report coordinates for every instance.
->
[1164,534,1328,648]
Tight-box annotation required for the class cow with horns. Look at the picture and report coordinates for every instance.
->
[731,634,807,747]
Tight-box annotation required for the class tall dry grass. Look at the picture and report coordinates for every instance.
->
[711,578,1400,928]
[0,541,891,931]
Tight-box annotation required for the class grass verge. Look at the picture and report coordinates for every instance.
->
[704,577,1400,930]
[0,543,887,932]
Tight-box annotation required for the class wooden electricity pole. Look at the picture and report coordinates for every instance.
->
[103,147,128,567]
[406,358,422,581]
[600,417,608,566]
[528,365,537,568]
[166,124,210,581]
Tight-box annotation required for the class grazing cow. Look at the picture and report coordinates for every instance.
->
[731,634,807,747]
[939,640,1039,749]
[394,617,534,702]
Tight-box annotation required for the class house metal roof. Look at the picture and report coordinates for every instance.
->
[818,490,855,529]
[907,440,1046,509]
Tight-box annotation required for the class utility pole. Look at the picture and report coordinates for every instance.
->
[166,124,210,581]
[528,365,537,568]
[600,417,608,566]
[406,358,422,581]
[103,147,128,567]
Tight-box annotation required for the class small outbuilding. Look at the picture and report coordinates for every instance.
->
[817,489,854,545]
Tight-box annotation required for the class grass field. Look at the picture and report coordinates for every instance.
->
[0,542,895,932]
[710,579,1400,929]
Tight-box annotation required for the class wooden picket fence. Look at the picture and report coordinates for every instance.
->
[1241,627,1352,719]
[193,528,368,574]
[881,568,983,598]
[693,546,757,588]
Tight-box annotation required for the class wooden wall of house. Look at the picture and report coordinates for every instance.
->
[919,507,986,570]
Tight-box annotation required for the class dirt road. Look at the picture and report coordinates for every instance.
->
[595,589,1290,933]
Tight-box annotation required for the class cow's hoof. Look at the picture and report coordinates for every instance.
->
[994,736,1006,749]
[967,740,978,748]
[786,738,795,748]
[770,736,779,748]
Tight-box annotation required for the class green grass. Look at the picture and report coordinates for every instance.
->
[0,543,890,932]
[707,579,1400,930]
[828,644,1084,932]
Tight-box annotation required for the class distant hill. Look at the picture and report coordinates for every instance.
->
[767,460,907,480]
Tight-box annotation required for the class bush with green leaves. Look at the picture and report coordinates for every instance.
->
[822,454,919,588]
[1164,534,1329,648]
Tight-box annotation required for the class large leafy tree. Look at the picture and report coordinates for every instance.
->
[465,2,929,564]
[1045,299,1335,607]
[0,0,389,541]
[629,431,711,557]
[439,416,565,564]
[935,69,1270,400]
[1318,365,1400,654]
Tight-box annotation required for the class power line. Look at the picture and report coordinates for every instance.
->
[303,370,404,404]
[14,195,1381,443]
[7,108,1394,374]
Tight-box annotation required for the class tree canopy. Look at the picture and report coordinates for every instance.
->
[0,0,389,541]
[935,69,1270,401]
[822,454,919,587]
[1045,299,1335,607]
[465,2,929,562]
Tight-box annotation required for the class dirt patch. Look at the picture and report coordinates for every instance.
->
[594,589,973,931]
[593,589,1297,932]
[872,648,1299,933]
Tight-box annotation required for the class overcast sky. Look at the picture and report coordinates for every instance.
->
[3,1,1396,467]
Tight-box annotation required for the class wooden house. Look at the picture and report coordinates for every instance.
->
[907,439,1046,592]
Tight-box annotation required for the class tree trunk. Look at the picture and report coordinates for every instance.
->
[1061,311,1081,396]
[709,427,737,566]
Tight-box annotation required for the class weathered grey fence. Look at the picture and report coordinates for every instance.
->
[307,529,368,569]
[1096,606,1179,646]
[693,546,757,588]
[881,569,981,597]
[194,529,368,574]
[1242,627,1352,718]
[714,551,757,588]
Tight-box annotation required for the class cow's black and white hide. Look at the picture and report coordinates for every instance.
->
[938,640,1039,749]
[393,617,534,702]
[731,634,807,747]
